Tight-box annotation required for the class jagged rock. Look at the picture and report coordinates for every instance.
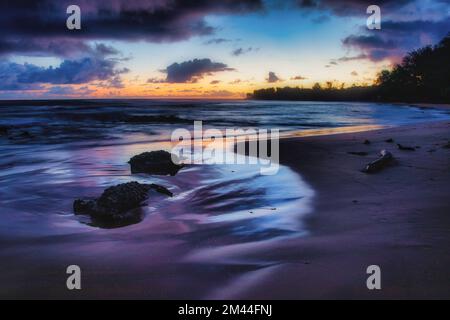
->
[363,139,371,145]
[362,150,394,173]
[74,181,172,227]
[397,143,415,151]
[128,150,183,176]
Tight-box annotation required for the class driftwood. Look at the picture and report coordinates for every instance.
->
[362,150,394,173]
[397,143,415,151]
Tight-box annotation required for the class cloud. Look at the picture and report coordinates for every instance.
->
[46,85,96,96]
[94,43,120,56]
[163,58,234,83]
[232,47,258,56]
[343,35,396,50]
[342,18,450,62]
[311,14,330,24]
[210,80,221,85]
[267,71,281,83]
[296,0,415,16]
[0,0,263,57]
[204,38,233,45]
[203,90,238,98]
[335,54,368,62]
[229,79,242,84]
[0,56,128,90]
[147,77,166,84]
[291,75,307,80]
[350,71,358,76]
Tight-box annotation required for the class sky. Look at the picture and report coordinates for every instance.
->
[0,0,449,99]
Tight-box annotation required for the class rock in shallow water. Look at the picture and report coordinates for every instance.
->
[74,181,172,227]
[128,150,183,176]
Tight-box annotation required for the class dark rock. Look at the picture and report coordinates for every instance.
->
[363,139,371,145]
[73,198,97,214]
[128,150,183,176]
[348,151,369,156]
[362,150,394,173]
[397,143,415,151]
[385,138,394,143]
[74,181,172,227]
[443,142,450,149]
[96,182,152,217]
[148,183,173,197]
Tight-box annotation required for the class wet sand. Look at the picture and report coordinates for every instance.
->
[1,104,449,299]
[219,120,450,299]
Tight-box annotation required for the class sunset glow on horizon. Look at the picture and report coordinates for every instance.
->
[1,0,449,99]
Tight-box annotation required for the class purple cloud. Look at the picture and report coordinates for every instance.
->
[0,0,263,57]
[297,0,415,16]
[164,59,234,83]
[46,85,96,96]
[0,56,128,90]
[342,19,450,62]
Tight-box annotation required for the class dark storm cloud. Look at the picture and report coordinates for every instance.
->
[0,39,92,58]
[0,56,128,90]
[163,59,235,83]
[342,19,450,62]
[0,0,263,57]
[296,0,414,16]
[343,35,396,50]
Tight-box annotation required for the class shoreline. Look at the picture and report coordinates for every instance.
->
[227,120,450,299]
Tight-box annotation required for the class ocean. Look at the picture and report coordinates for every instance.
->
[0,100,449,298]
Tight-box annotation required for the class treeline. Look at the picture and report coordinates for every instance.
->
[248,86,378,102]
[250,34,450,103]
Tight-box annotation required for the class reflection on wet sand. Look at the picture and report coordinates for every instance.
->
[1,101,450,298]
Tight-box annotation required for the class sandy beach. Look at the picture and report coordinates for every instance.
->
[1,100,449,300]
[220,120,450,299]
